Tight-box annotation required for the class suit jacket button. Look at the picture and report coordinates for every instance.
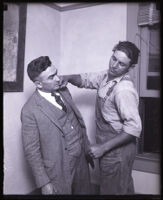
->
[65,147,67,150]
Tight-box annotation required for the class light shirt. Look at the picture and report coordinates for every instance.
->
[80,70,142,138]
[38,89,63,110]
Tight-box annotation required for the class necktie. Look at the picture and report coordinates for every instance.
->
[51,92,67,112]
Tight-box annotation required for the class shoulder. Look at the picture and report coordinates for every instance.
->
[114,78,138,98]
[21,91,37,114]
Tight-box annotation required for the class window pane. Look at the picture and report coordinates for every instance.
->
[143,98,160,153]
[148,24,160,72]
[147,76,160,90]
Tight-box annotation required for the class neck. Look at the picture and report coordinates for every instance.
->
[37,88,51,93]
[107,74,116,82]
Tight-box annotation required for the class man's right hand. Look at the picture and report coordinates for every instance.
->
[41,182,57,195]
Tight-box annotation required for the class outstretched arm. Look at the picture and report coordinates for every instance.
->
[59,70,107,90]
[59,74,82,87]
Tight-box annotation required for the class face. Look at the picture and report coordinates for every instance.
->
[108,50,132,78]
[35,64,61,92]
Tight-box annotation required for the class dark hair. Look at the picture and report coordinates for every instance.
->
[112,41,140,65]
[27,56,51,81]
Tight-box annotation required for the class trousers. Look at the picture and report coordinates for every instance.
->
[96,95,136,195]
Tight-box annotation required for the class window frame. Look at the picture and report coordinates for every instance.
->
[127,3,160,174]
[139,25,160,97]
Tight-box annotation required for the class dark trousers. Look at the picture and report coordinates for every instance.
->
[71,152,92,194]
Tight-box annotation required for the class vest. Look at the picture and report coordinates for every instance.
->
[54,95,83,173]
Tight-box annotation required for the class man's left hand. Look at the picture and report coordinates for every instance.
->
[88,144,106,159]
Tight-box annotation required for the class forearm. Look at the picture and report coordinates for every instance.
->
[64,74,82,87]
[103,131,136,153]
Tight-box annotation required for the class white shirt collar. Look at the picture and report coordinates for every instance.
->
[37,89,63,110]
[107,72,130,84]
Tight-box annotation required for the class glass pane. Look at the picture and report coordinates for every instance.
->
[147,76,160,90]
[3,4,19,82]
[144,98,160,153]
[148,24,160,72]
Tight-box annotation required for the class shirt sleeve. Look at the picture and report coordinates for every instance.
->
[80,70,107,89]
[114,88,142,138]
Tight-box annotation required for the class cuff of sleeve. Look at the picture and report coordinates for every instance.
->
[123,127,141,138]
[79,73,87,88]
[35,174,51,189]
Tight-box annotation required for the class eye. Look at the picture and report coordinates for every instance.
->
[48,75,54,80]
[119,62,126,67]
[112,56,117,61]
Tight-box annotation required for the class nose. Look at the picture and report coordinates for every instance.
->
[113,61,119,68]
[55,75,60,82]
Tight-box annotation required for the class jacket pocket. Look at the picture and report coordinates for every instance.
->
[100,157,121,176]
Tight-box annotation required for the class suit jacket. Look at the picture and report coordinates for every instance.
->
[21,87,90,194]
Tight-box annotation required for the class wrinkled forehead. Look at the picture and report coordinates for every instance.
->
[113,50,131,63]
[47,64,57,73]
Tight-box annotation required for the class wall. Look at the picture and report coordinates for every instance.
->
[4,3,160,195]
[4,3,127,194]
[3,3,60,194]
[59,3,127,184]
[127,3,140,92]
[132,170,160,194]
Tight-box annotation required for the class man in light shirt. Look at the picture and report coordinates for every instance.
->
[61,41,142,194]
[21,56,93,195]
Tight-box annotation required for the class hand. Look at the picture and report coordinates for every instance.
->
[41,182,57,195]
[85,153,95,169]
[58,75,69,88]
[88,144,106,159]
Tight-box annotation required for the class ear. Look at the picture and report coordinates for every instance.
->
[128,64,135,70]
[131,64,135,68]
[34,80,42,89]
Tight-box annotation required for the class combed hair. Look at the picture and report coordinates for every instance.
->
[113,41,140,65]
[27,56,51,81]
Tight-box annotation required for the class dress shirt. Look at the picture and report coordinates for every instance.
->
[80,70,142,138]
[38,89,63,110]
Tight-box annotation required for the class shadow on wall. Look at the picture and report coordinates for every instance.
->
[70,90,100,186]
[74,91,96,106]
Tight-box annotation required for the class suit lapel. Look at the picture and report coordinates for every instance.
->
[34,90,63,132]
[60,89,86,128]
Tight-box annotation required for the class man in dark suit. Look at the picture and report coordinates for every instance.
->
[21,56,93,195]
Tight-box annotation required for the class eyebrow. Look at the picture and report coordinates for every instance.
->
[48,69,58,79]
[112,55,126,66]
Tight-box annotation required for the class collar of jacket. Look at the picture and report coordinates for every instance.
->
[34,88,86,131]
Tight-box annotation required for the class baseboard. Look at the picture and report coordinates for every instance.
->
[28,183,100,195]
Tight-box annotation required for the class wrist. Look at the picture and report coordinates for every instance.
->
[103,143,110,153]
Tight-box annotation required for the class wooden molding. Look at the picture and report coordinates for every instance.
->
[44,3,106,12]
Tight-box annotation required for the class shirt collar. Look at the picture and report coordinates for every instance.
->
[37,89,59,98]
[106,70,130,84]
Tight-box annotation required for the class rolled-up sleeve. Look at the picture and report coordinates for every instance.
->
[80,70,107,89]
[114,89,142,138]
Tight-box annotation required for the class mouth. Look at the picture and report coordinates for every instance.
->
[110,69,116,73]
